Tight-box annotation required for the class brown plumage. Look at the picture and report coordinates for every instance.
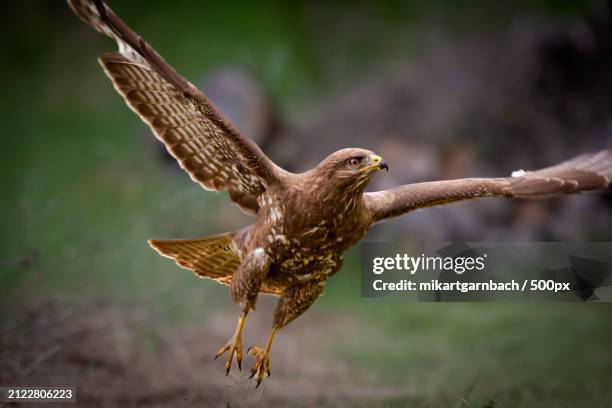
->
[68,0,612,386]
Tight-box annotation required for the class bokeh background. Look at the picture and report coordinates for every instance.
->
[2,1,612,406]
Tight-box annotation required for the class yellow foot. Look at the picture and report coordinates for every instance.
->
[248,346,271,387]
[214,335,243,374]
[214,313,245,375]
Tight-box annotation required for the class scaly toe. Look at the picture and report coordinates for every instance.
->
[248,346,270,386]
[214,343,230,360]
[214,336,243,375]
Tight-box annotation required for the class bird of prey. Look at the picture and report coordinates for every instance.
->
[68,0,612,386]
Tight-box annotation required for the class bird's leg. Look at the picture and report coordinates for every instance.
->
[248,283,324,387]
[214,310,247,374]
[248,326,277,386]
[218,248,270,375]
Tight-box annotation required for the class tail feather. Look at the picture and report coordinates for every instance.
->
[149,232,242,285]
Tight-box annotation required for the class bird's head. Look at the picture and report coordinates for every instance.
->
[315,148,388,191]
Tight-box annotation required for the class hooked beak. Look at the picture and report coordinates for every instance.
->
[371,154,389,172]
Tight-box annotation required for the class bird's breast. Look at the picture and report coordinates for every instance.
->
[253,189,370,285]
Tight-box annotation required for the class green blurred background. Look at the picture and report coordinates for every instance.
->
[2,1,612,406]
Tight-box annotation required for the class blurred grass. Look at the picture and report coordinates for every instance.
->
[317,252,612,406]
[1,1,611,406]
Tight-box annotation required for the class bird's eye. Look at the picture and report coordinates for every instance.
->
[349,158,361,167]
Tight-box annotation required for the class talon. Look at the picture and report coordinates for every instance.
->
[214,343,229,360]
[248,344,271,386]
[247,327,277,387]
[215,313,246,375]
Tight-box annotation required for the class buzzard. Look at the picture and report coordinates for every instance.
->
[68,0,612,386]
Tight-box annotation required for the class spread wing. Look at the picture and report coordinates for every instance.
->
[365,147,612,223]
[67,0,284,215]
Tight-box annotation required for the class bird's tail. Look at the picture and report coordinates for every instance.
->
[149,232,242,285]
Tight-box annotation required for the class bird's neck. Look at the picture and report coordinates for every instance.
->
[300,175,368,216]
